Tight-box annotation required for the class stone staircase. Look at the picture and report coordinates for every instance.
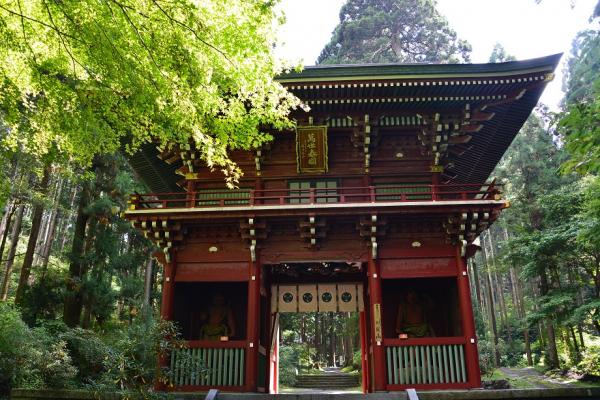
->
[295,367,359,389]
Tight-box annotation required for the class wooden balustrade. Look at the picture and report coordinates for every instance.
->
[129,183,503,210]
[170,341,245,388]
[384,337,467,387]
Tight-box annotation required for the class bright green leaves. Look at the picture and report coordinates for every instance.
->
[0,0,301,185]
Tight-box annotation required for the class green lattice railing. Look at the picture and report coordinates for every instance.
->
[385,339,467,386]
[171,342,245,387]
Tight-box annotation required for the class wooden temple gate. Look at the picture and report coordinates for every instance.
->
[124,55,559,393]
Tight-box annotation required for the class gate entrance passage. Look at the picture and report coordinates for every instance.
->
[267,262,367,393]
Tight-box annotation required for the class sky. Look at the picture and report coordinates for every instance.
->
[275,0,598,109]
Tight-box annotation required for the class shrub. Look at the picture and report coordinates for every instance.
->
[58,326,111,383]
[278,345,300,387]
[94,316,184,392]
[0,303,77,396]
[577,345,600,376]
[352,350,362,370]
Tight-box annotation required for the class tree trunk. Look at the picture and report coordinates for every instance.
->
[511,267,532,366]
[14,165,51,304]
[470,259,483,311]
[539,268,560,369]
[63,180,91,327]
[0,203,16,263]
[142,257,155,314]
[1,204,25,301]
[486,269,501,367]
[569,326,581,362]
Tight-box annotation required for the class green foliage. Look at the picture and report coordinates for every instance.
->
[96,317,184,392]
[0,303,77,396]
[278,344,300,387]
[0,0,302,186]
[558,26,600,175]
[577,345,600,376]
[352,350,362,370]
[478,339,506,376]
[317,0,471,64]
[0,302,185,397]
[488,43,517,63]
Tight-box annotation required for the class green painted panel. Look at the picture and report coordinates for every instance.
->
[197,189,250,206]
[239,348,245,386]
[449,345,456,383]
[419,346,427,383]
[392,347,400,385]
[459,345,466,382]
[409,346,415,384]
[426,346,432,384]
[442,345,449,383]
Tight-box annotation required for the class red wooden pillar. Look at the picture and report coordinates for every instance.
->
[156,251,176,391]
[245,255,261,392]
[455,244,482,388]
[367,256,386,391]
[160,254,176,321]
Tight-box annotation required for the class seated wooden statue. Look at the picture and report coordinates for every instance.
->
[199,292,236,340]
[395,289,435,338]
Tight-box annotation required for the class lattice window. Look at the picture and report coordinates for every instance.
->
[197,188,251,206]
[375,183,431,201]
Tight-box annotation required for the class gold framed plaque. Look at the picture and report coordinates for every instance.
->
[296,126,328,173]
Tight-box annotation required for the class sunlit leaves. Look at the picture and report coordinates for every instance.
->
[0,0,301,185]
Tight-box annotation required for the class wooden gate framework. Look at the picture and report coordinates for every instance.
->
[124,55,560,393]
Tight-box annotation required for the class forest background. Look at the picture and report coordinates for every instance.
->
[0,0,600,397]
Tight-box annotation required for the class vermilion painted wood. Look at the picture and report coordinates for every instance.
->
[175,262,248,282]
[455,245,482,388]
[383,337,466,346]
[245,257,260,392]
[156,253,176,391]
[184,340,247,348]
[130,184,503,210]
[367,257,386,391]
[379,257,457,279]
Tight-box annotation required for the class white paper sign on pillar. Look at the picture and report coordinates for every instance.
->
[317,284,337,312]
[298,284,318,312]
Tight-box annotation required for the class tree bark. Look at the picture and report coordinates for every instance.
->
[0,202,16,264]
[14,165,51,304]
[470,259,483,311]
[539,268,560,369]
[511,267,532,366]
[1,204,25,301]
[142,257,155,314]
[63,180,92,327]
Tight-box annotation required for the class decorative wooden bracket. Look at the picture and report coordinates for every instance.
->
[444,210,499,245]
[157,142,201,178]
[240,218,267,261]
[299,214,326,248]
[351,114,380,173]
[131,219,183,263]
[254,143,271,177]
[359,214,387,259]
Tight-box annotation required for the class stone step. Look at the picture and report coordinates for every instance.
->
[295,373,359,389]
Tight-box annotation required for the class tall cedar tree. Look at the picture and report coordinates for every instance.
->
[317,0,471,64]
